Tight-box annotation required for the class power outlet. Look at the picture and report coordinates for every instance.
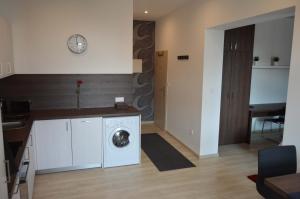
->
[115,97,125,103]
[188,129,194,135]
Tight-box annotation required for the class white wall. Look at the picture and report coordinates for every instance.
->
[250,69,290,131]
[156,0,300,163]
[156,3,205,154]
[250,18,293,105]
[254,17,294,66]
[283,3,300,171]
[250,69,289,104]
[200,29,224,156]
[2,0,133,74]
[250,18,293,131]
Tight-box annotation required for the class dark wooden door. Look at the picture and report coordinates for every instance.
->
[219,25,255,145]
[219,30,234,145]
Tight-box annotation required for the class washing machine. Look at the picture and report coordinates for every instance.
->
[103,116,141,168]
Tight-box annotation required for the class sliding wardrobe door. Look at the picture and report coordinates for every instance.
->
[219,25,255,145]
[219,30,234,145]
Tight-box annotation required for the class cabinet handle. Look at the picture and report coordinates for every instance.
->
[81,120,91,123]
[30,134,33,147]
[5,160,11,183]
[235,42,238,50]
[230,43,233,50]
[25,147,30,161]
[13,180,20,194]
[66,122,69,131]
[8,63,12,74]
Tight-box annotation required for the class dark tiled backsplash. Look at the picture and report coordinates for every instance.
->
[0,74,134,110]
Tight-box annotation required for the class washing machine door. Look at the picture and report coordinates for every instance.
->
[112,130,130,148]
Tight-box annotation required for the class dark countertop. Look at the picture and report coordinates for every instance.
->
[3,106,140,195]
[249,103,286,117]
[31,106,140,120]
[249,103,286,112]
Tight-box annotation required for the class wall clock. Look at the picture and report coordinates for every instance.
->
[67,34,88,54]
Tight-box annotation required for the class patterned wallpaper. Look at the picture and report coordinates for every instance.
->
[133,20,155,121]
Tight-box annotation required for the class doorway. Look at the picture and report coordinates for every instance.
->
[219,14,294,146]
[154,51,168,130]
[200,7,296,156]
[248,17,294,144]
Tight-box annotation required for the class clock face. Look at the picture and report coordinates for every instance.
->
[67,34,88,54]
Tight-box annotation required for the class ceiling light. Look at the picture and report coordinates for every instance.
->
[144,10,149,14]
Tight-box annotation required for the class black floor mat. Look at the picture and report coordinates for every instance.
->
[141,133,195,171]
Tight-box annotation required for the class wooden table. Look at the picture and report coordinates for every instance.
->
[265,174,300,198]
[247,103,286,143]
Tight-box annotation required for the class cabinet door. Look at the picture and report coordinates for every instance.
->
[219,42,234,144]
[27,127,35,199]
[219,25,255,145]
[35,120,72,170]
[71,118,102,166]
[11,189,20,199]
[0,112,8,199]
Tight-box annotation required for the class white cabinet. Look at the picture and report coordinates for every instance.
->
[0,17,14,79]
[34,120,73,170]
[34,118,103,171]
[254,17,294,66]
[0,111,9,199]
[9,125,36,199]
[26,126,36,199]
[11,192,20,199]
[10,180,20,199]
[71,118,102,167]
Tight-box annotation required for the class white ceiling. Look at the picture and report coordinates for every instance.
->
[134,0,192,21]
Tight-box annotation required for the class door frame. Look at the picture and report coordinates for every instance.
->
[154,50,168,130]
[200,7,295,156]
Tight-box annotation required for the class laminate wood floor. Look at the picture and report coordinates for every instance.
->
[33,124,274,199]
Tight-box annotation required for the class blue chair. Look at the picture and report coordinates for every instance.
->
[289,192,300,199]
[257,145,297,199]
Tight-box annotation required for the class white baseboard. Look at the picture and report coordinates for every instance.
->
[142,121,155,125]
[199,153,219,159]
[165,131,200,158]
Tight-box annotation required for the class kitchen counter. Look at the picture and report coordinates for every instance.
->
[3,106,140,196]
[31,106,140,120]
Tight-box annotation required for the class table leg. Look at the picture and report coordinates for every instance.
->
[247,111,252,144]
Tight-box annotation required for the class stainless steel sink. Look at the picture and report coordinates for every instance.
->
[2,121,26,131]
